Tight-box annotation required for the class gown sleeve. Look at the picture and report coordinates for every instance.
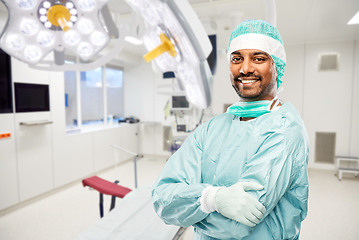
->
[151,122,212,228]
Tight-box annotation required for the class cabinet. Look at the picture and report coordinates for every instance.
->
[0,114,19,210]
[15,113,54,202]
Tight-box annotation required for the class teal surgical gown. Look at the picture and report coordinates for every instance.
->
[152,102,309,240]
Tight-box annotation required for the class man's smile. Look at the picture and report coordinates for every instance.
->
[236,76,261,85]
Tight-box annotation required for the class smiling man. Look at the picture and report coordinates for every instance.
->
[152,20,309,240]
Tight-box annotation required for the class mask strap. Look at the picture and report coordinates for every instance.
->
[273,96,280,109]
[268,96,279,111]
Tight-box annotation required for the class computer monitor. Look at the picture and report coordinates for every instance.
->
[171,96,191,110]
[15,83,50,113]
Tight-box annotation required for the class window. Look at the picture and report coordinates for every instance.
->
[81,67,104,126]
[64,58,124,132]
[64,60,78,129]
[106,65,124,124]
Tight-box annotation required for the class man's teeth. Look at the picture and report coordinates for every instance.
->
[241,79,257,83]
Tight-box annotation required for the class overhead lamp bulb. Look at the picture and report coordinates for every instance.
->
[5,34,26,50]
[43,1,51,8]
[44,21,52,28]
[70,9,77,15]
[37,31,55,46]
[77,18,94,34]
[66,2,74,9]
[19,19,39,36]
[70,16,77,22]
[40,16,48,22]
[78,0,96,11]
[24,45,42,62]
[77,42,94,58]
[63,30,81,46]
[91,31,107,46]
[39,8,47,15]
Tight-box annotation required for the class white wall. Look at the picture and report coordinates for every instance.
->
[0,114,18,210]
[279,44,305,116]
[350,40,359,158]
[303,41,356,169]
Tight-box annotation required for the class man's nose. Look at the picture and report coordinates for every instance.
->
[240,59,254,74]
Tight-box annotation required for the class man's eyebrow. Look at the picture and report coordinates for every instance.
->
[231,51,241,55]
[253,51,270,57]
[231,51,269,56]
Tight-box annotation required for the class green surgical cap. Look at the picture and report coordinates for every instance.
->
[228,20,286,89]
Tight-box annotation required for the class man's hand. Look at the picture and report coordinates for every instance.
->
[215,182,266,227]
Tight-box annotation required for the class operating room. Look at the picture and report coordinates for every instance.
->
[0,0,359,239]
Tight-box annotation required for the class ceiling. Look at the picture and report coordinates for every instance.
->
[1,0,359,56]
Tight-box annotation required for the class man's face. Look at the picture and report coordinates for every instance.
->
[229,49,277,101]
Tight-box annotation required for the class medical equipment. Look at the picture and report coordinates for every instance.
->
[125,0,213,109]
[228,19,286,89]
[0,0,127,72]
[170,95,191,111]
[335,156,359,180]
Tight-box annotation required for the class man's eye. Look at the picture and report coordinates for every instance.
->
[254,57,266,62]
[232,57,242,63]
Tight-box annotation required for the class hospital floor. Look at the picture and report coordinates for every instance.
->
[0,156,359,240]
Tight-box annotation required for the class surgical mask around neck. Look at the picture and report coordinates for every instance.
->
[227,96,279,118]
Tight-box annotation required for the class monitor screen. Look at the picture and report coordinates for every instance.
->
[15,83,50,113]
[0,49,13,114]
[172,96,189,109]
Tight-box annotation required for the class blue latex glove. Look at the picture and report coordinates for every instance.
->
[215,182,266,227]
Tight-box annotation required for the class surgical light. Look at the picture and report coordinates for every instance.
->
[348,11,359,25]
[125,0,213,109]
[0,0,123,71]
